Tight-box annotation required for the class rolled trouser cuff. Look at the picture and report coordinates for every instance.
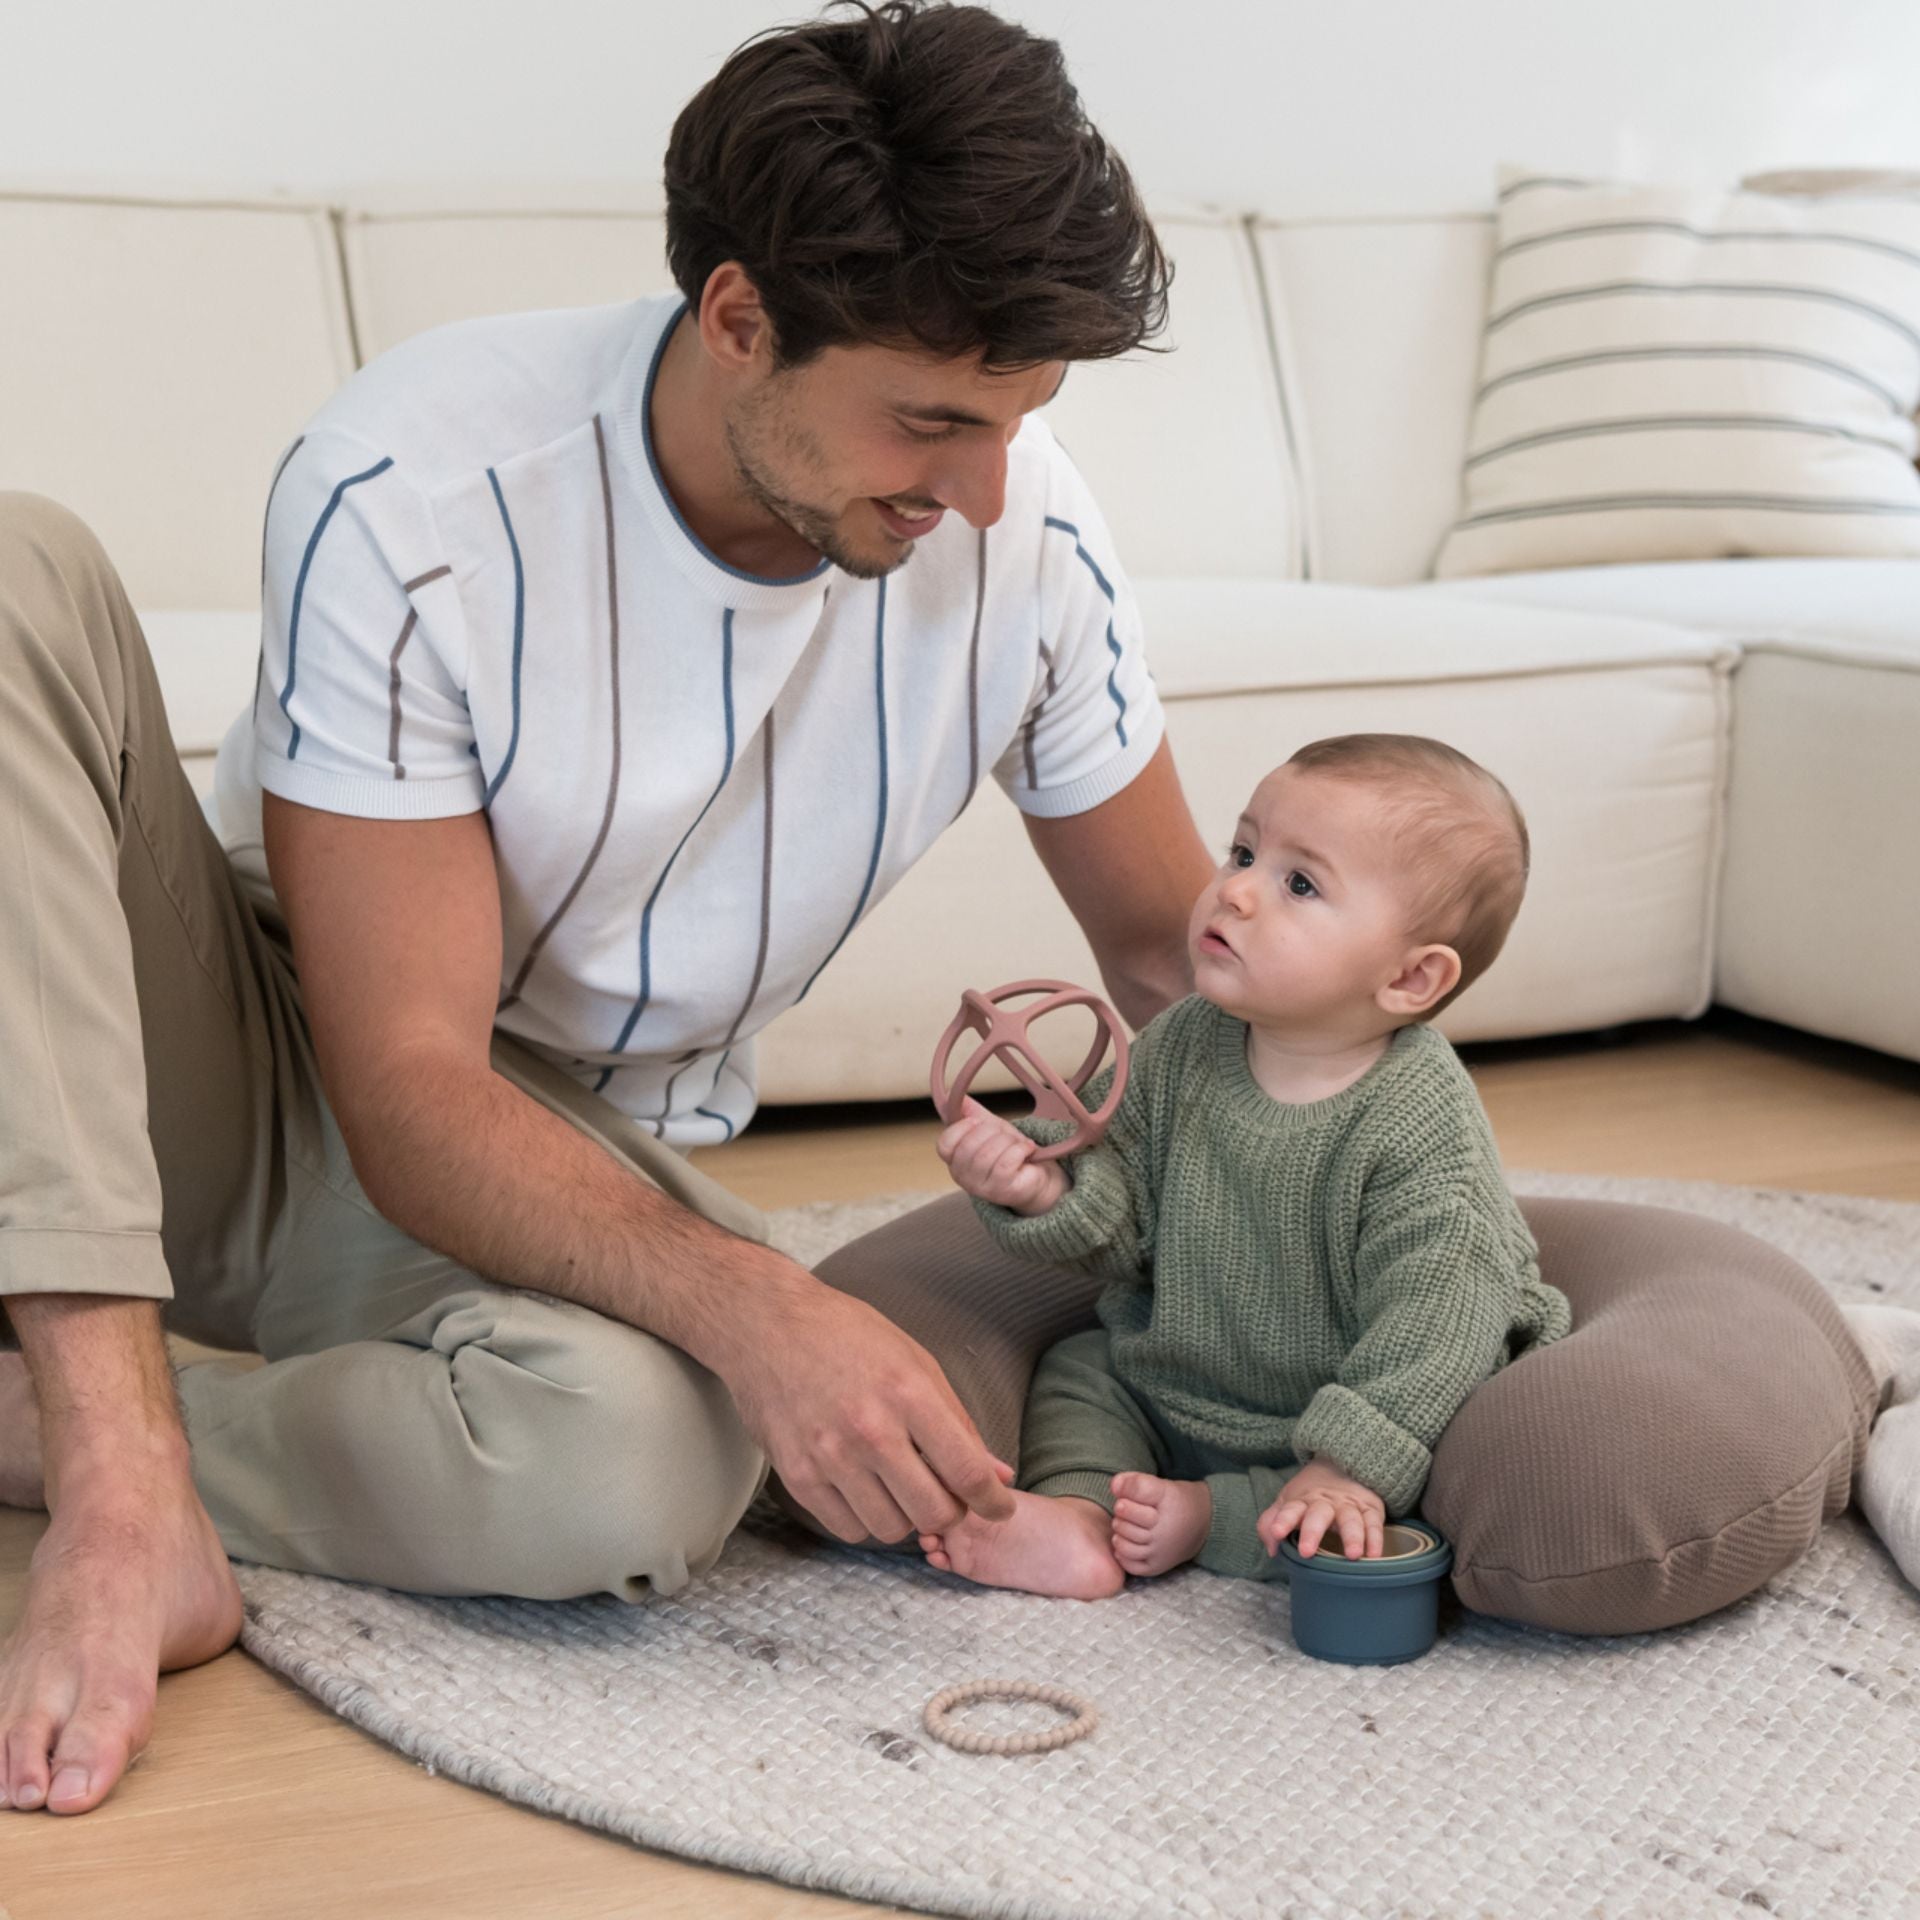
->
[0,1228,173,1301]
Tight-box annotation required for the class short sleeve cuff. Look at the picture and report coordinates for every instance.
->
[1293,1383,1432,1517]
[257,753,486,821]
[1006,702,1166,820]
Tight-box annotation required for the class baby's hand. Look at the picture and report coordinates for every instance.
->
[1256,1457,1386,1561]
[937,1097,1070,1216]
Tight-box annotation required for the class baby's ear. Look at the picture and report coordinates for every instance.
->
[1378,943,1461,1018]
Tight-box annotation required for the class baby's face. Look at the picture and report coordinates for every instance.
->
[1188,766,1421,1033]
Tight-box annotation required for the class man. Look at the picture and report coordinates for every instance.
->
[0,1,1213,1815]
[7,0,1893,1834]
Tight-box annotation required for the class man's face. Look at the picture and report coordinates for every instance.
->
[723,335,1068,579]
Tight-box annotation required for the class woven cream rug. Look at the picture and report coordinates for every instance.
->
[235,1173,1920,1920]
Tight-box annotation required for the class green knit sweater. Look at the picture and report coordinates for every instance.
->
[977,995,1571,1516]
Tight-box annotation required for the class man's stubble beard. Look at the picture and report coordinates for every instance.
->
[723,396,910,583]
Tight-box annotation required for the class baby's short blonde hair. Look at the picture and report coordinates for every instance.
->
[1286,733,1530,1019]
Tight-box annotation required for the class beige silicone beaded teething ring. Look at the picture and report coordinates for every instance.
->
[922,1679,1100,1755]
[929,979,1130,1162]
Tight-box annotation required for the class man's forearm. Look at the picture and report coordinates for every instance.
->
[341,1050,803,1373]
[1099,931,1195,1031]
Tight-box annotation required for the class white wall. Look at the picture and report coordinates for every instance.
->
[7,0,1919,217]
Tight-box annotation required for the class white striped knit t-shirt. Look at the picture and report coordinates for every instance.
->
[214,293,1165,1146]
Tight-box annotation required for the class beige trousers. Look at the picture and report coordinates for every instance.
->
[0,492,767,1600]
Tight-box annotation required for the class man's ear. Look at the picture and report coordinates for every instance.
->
[1377,943,1462,1020]
[697,261,772,372]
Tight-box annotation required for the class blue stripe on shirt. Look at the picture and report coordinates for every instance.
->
[483,468,527,806]
[279,455,393,759]
[598,608,739,1084]
[693,1048,737,1141]
[1042,514,1129,750]
[796,577,890,1005]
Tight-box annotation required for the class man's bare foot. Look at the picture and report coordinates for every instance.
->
[1110,1471,1213,1577]
[0,1456,242,1815]
[919,1491,1125,1599]
[0,1353,46,1508]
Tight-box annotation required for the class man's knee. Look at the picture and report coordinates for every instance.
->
[454,1291,767,1601]
[0,491,116,589]
[0,491,131,713]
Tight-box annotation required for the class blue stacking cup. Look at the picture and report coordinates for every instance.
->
[1277,1521,1454,1666]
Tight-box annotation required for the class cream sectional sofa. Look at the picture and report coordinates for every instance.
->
[3,186,1912,1104]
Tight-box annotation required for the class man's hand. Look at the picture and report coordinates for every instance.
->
[936,1098,1070,1217]
[1256,1456,1386,1562]
[715,1265,1017,1544]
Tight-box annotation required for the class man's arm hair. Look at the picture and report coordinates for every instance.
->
[261,795,804,1374]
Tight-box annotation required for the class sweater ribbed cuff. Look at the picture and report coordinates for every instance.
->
[1025,1470,1119,1513]
[1292,1384,1432,1516]
[972,1146,1135,1268]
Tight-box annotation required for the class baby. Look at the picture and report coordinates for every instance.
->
[926,732,1572,1599]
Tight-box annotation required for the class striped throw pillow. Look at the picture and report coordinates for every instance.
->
[1433,167,1920,578]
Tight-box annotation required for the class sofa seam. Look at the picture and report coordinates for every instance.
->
[1697,653,1736,1017]
[0,184,335,216]
[328,206,365,370]
[1239,213,1318,582]
[1729,634,1920,672]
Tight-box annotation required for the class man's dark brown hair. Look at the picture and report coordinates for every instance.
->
[664,0,1170,369]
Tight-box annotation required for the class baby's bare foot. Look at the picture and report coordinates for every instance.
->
[1110,1471,1212,1577]
[919,1491,1125,1599]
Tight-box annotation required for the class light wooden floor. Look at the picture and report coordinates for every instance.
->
[4,1010,1917,1918]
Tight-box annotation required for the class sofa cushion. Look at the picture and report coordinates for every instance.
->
[340,196,676,361]
[1717,629,1920,1062]
[753,581,1733,1103]
[0,191,355,611]
[1042,205,1307,581]
[1433,169,1920,579]
[1255,215,1494,587]
[1427,557,1920,1064]
[137,610,259,756]
[1421,555,1920,649]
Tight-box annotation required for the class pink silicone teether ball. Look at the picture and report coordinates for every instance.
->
[929,979,1130,1162]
